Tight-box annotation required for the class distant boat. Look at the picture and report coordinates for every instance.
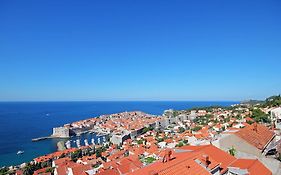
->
[17,150,24,155]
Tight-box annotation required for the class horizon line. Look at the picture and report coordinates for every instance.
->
[0,100,241,102]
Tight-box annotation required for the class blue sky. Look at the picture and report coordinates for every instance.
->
[0,0,280,101]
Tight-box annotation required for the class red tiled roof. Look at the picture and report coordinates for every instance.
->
[33,167,51,175]
[129,151,213,175]
[146,145,158,154]
[116,156,143,174]
[16,170,23,175]
[56,161,77,175]
[102,160,119,170]
[34,148,78,163]
[53,157,71,166]
[179,145,236,173]
[96,168,119,175]
[229,159,272,175]
[234,123,275,150]
[70,164,92,175]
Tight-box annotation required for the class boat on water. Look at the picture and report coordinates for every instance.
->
[17,150,24,155]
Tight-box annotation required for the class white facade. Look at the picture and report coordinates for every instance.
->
[271,107,281,129]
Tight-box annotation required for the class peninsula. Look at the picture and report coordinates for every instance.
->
[2,95,281,175]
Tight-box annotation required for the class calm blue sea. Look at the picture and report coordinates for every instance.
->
[0,101,237,167]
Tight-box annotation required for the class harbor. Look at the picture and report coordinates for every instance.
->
[0,101,235,167]
[32,131,108,151]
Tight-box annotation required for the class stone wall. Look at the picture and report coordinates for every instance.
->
[52,126,70,138]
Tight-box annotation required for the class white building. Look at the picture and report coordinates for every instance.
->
[271,107,281,129]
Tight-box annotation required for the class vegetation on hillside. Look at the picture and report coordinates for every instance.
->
[250,108,271,123]
[263,95,281,107]
[185,106,232,112]
[0,167,9,175]
[242,95,281,108]
[241,100,264,105]
[193,114,212,125]
[22,161,52,175]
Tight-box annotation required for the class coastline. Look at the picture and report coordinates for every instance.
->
[0,101,237,167]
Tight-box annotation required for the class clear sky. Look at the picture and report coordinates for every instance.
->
[0,0,280,101]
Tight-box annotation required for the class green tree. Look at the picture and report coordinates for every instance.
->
[251,108,271,123]
[142,127,151,134]
[246,120,254,125]
[59,153,66,158]
[143,157,156,164]
[183,140,188,144]
[228,147,236,156]
[0,167,9,175]
[156,137,164,143]
[191,126,202,132]
[95,148,102,158]
[178,127,185,133]
[71,150,82,162]
[264,95,281,107]
[45,167,55,173]
[137,139,144,145]
[23,163,35,175]
[176,142,184,147]
[172,111,179,118]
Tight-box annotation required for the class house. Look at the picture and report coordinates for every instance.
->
[33,167,52,175]
[179,145,236,174]
[15,170,23,175]
[128,145,271,175]
[218,123,281,174]
[129,150,219,175]
[54,162,93,175]
[227,159,271,175]
[271,107,281,129]
[219,123,275,157]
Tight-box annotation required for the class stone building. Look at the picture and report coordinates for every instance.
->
[52,126,70,138]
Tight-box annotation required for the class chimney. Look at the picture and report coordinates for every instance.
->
[162,149,172,163]
[206,156,211,167]
[272,121,275,130]
[149,170,158,175]
[253,123,258,132]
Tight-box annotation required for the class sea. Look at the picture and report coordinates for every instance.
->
[0,101,238,167]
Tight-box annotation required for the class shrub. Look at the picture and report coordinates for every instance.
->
[176,142,184,147]
[178,127,185,133]
[228,147,236,156]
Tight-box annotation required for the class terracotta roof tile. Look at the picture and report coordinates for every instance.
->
[96,168,119,175]
[129,151,212,175]
[229,159,272,175]
[70,164,92,175]
[179,145,236,173]
[235,123,275,150]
